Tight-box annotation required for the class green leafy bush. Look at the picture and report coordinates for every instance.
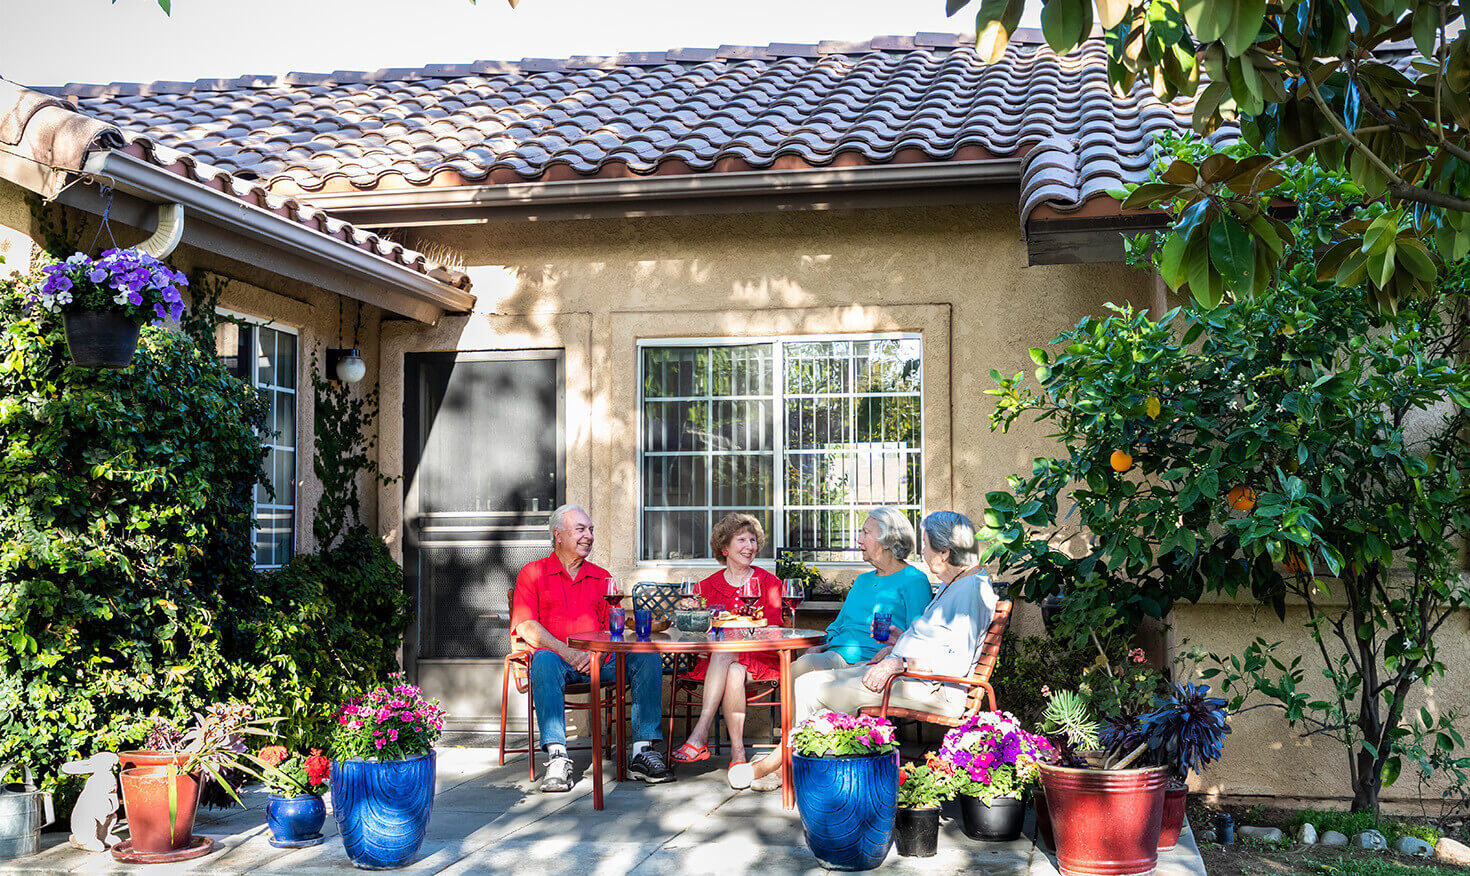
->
[0,267,263,782]
[230,528,411,747]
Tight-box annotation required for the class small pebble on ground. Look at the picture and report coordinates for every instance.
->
[1298,823,1317,845]
[1356,829,1387,850]
[1238,826,1283,843]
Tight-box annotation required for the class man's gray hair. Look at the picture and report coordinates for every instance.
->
[864,506,917,561]
[920,510,978,568]
[548,504,590,540]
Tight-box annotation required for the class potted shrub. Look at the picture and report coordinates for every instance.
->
[258,746,331,848]
[1038,692,1171,876]
[936,711,1053,842]
[789,709,899,871]
[26,248,188,368]
[894,755,961,857]
[329,674,447,870]
[114,704,271,863]
[1137,682,1230,851]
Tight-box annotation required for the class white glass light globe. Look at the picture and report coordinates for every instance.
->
[335,353,366,383]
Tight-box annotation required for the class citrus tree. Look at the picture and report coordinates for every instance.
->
[949,0,1469,315]
[981,151,1470,812]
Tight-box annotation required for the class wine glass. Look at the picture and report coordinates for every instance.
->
[781,578,805,627]
[679,575,697,600]
[737,577,760,618]
[602,578,623,607]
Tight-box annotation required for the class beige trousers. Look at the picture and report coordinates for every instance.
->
[790,650,849,679]
[792,664,967,726]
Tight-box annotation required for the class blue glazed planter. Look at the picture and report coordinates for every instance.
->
[331,752,436,870]
[792,751,899,871]
[266,793,326,847]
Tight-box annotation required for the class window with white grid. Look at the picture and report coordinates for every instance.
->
[216,314,297,570]
[640,335,922,562]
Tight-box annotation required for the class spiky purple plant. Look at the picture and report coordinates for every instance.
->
[1140,682,1230,781]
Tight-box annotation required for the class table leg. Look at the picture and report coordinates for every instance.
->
[780,648,794,810]
[615,652,628,783]
[590,650,604,810]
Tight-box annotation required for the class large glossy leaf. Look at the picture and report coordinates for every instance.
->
[1222,0,1266,55]
[975,0,1026,62]
[1181,0,1234,42]
[1042,0,1091,52]
[1094,0,1131,28]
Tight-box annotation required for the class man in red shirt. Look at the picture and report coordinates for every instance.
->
[511,504,671,792]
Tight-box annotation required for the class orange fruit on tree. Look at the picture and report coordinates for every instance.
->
[1282,552,1308,575]
[1227,485,1257,511]
[1110,449,1134,473]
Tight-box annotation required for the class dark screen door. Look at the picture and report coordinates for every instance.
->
[403,350,564,711]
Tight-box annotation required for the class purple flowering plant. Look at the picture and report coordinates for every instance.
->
[28,248,188,325]
[791,710,898,757]
[329,673,448,761]
[937,710,1054,803]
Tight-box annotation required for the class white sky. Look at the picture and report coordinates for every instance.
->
[2,0,1043,89]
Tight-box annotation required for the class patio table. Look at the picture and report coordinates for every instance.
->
[566,626,825,810]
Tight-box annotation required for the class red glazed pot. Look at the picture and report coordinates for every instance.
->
[1039,763,1170,876]
[1158,784,1187,851]
[118,766,202,854]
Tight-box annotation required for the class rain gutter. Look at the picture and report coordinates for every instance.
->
[80,150,475,322]
[298,158,1026,227]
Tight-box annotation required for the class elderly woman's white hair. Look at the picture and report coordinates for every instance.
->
[863,506,917,561]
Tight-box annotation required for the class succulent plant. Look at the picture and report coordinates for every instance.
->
[1140,682,1231,781]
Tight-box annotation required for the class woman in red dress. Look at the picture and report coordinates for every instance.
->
[671,512,782,769]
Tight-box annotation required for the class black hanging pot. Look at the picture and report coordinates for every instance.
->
[63,310,140,368]
[893,806,940,857]
[958,794,1025,842]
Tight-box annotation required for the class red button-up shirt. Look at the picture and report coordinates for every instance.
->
[510,553,611,652]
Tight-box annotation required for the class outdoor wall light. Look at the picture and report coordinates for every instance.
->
[328,347,366,383]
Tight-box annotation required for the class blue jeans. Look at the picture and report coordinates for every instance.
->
[528,649,664,750]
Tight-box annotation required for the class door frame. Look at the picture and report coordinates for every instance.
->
[401,348,567,690]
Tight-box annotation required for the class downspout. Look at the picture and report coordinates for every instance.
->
[135,202,183,258]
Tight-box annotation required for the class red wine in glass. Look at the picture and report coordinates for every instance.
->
[603,578,622,607]
[781,579,805,626]
[737,578,760,617]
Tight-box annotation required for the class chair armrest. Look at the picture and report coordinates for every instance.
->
[887,670,976,687]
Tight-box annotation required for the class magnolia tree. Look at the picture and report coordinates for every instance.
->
[982,148,1470,812]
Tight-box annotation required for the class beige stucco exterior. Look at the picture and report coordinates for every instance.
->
[5,172,1465,805]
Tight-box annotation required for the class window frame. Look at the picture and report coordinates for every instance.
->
[217,309,299,571]
[636,332,925,567]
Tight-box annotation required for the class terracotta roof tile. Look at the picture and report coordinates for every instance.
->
[48,34,1239,222]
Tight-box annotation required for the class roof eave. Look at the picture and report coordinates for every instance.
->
[295,158,1026,227]
[82,150,476,322]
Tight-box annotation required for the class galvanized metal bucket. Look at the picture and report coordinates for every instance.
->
[0,764,53,861]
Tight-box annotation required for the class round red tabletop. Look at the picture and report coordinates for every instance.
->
[567,627,825,654]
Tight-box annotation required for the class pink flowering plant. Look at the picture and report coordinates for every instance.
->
[28,248,188,325]
[791,710,897,757]
[937,710,1054,803]
[329,674,448,761]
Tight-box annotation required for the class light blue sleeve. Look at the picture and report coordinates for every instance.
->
[895,566,933,632]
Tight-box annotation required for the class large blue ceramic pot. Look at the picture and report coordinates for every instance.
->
[331,752,436,870]
[266,793,326,847]
[791,751,899,871]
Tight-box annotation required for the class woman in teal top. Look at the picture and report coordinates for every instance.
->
[793,506,933,676]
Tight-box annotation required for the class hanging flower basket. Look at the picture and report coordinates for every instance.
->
[27,248,188,369]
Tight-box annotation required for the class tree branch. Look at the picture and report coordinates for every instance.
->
[1386,181,1470,213]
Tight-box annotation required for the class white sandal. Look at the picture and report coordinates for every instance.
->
[727,762,754,789]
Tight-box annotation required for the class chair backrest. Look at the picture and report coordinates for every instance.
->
[633,582,682,673]
[962,599,1012,714]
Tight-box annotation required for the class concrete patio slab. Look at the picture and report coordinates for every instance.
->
[0,748,1208,875]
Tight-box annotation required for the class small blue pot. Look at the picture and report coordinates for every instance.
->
[792,750,899,871]
[266,793,326,847]
[331,752,436,870]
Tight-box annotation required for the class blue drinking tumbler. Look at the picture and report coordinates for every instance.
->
[608,605,625,636]
[872,611,892,642]
[634,608,653,640]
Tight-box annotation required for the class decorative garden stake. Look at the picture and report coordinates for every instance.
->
[60,753,120,852]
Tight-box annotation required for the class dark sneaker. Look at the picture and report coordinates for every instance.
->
[539,755,574,793]
[628,747,674,784]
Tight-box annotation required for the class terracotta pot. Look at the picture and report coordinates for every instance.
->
[1158,784,1187,851]
[118,766,201,855]
[62,310,140,369]
[1039,763,1170,876]
[118,750,191,770]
